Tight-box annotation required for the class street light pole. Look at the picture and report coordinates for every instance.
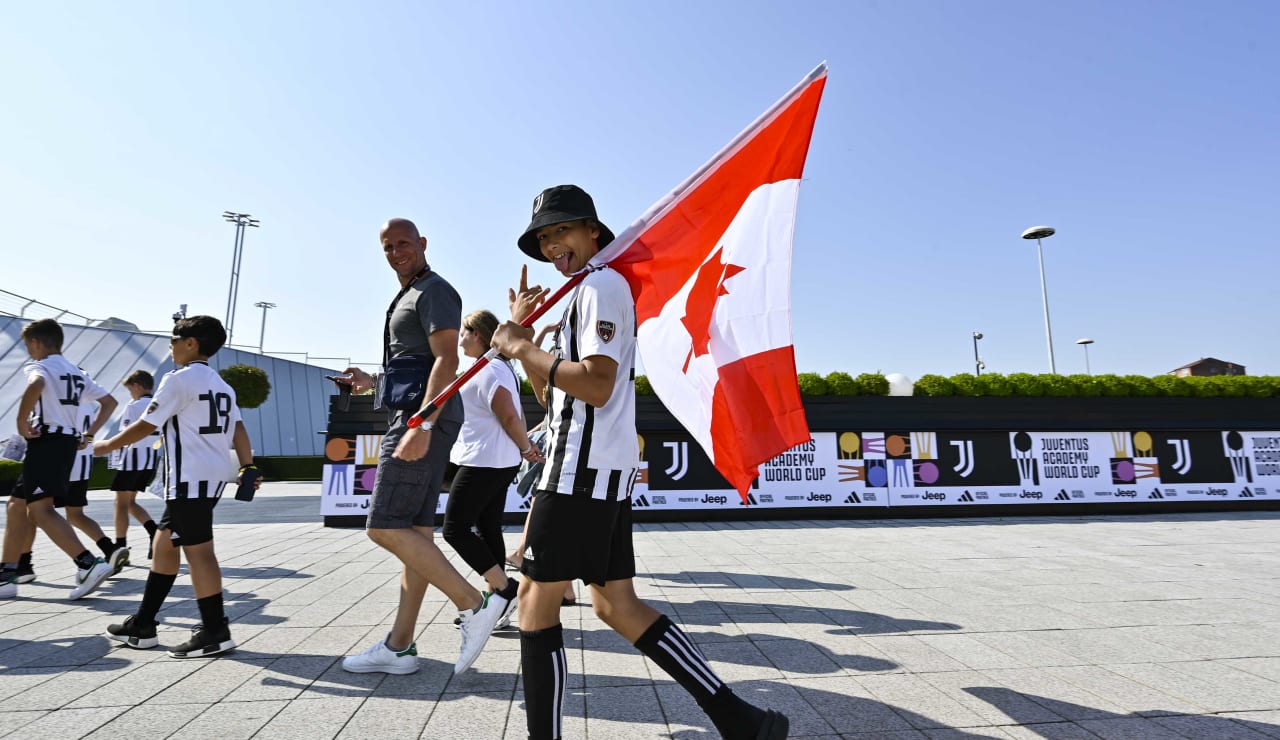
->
[222,211,260,342]
[972,331,984,375]
[254,301,277,354]
[1076,338,1094,375]
[1021,225,1057,374]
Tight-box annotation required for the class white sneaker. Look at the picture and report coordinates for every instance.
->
[69,559,113,600]
[455,591,508,674]
[342,638,419,675]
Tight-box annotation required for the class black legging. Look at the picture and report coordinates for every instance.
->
[442,464,520,576]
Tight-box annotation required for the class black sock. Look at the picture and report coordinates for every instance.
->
[143,520,158,537]
[135,571,177,625]
[18,552,32,569]
[498,577,519,601]
[74,550,96,569]
[96,537,115,557]
[196,593,226,629]
[521,624,567,740]
[116,537,127,548]
[634,614,765,739]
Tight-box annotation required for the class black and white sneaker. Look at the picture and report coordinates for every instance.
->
[15,562,35,584]
[109,546,131,575]
[168,618,235,659]
[106,616,159,649]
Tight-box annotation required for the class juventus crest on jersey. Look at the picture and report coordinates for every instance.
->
[142,362,242,500]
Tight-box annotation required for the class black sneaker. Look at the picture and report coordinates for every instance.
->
[168,618,235,659]
[15,562,35,584]
[106,616,159,649]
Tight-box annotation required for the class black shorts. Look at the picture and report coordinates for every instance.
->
[13,435,78,503]
[111,469,156,491]
[521,490,636,587]
[56,480,90,508]
[158,497,219,547]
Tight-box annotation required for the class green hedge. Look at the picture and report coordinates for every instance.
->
[626,373,1280,398]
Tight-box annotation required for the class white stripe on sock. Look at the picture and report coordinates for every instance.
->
[658,637,720,695]
[552,646,566,739]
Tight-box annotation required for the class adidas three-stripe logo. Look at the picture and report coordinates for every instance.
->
[957,491,974,502]
[844,492,861,504]
[1055,490,1071,501]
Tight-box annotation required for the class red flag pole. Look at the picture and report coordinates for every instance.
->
[405,269,590,429]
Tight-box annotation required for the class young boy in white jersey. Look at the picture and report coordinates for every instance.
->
[0,319,117,600]
[108,370,160,560]
[93,316,261,658]
[492,186,789,740]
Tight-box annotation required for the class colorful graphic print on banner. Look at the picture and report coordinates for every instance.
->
[321,433,378,515]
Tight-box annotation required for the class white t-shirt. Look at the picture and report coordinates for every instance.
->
[22,355,109,437]
[450,360,523,469]
[117,396,160,471]
[142,362,243,500]
[536,267,639,500]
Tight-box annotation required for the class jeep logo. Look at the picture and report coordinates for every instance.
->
[1019,491,1043,500]
[1207,487,1228,496]
[700,494,728,505]
[1115,489,1137,498]
[806,493,832,503]
[922,492,946,501]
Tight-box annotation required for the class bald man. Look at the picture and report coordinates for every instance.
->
[337,219,508,676]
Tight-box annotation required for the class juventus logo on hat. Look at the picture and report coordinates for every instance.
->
[532,192,545,217]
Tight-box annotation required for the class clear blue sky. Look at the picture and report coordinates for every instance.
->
[3,1,1277,380]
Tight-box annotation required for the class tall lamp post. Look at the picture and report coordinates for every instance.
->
[972,331,984,375]
[1076,337,1094,375]
[222,211,260,342]
[254,301,277,353]
[1021,225,1057,374]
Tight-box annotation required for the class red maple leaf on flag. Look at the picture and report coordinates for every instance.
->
[681,248,746,373]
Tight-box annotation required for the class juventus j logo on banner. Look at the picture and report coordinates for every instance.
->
[1167,439,1193,475]
[663,441,689,481]
[950,440,975,477]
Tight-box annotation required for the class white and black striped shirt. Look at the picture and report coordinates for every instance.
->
[70,407,94,482]
[117,396,160,471]
[536,267,639,500]
[142,362,243,500]
[23,355,108,437]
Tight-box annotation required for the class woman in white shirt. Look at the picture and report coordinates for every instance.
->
[443,310,543,617]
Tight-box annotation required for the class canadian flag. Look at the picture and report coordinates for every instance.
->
[594,64,827,499]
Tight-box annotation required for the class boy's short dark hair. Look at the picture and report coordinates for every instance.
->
[124,370,155,391]
[173,316,227,358]
[20,319,64,350]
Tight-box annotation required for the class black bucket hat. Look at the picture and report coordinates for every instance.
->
[517,184,615,262]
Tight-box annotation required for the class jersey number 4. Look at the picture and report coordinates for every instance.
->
[197,391,233,434]
[58,374,86,405]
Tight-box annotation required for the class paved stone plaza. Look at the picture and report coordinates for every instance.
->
[1,482,1277,739]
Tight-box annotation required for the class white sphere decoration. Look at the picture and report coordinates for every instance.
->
[885,373,914,396]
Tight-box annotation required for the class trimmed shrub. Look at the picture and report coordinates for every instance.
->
[1094,374,1131,397]
[1068,374,1104,398]
[974,373,1014,397]
[220,364,271,409]
[1150,375,1189,397]
[1120,375,1156,397]
[949,374,981,397]
[634,375,654,396]
[854,373,889,396]
[912,374,954,396]
[797,372,829,396]
[0,458,19,482]
[1006,373,1045,397]
[825,372,858,396]
[1240,376,1274,398]
[1041,374,1078,397]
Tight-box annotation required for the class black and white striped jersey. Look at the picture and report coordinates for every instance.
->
[22,355,108,437]
[142,362,242,500]
[117,396,160,471]
[70,407,95,482]
[536,267,639,500]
